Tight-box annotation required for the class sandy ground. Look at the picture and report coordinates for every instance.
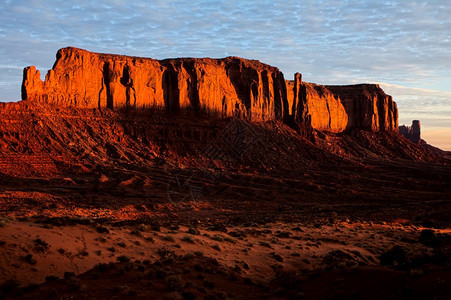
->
[0,217,447,286]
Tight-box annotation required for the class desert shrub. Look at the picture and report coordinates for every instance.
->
[182,253,195,261]
[155,268,168,279]
[96,263,112,272]
[0,218,11,227]
[229,230,246,238]
[259,241,271,248]
[130,230,141,236]
[380,245,409,270]
[276,231,292,238]
[68,278,84,292]
[74,217,93,225]
[117,255,130,263]
[96,226,110,234]
[163,235,175,242]
[323,250,357,269]
[138,224,148,231]
[272,253,284,262]
[151,224,161,231]
[24,254,37,265]
[45,275,59,282]
[157,247,178,263]
[181,235,195,243]
[188,227,200,235]
[409,268,424,277]
[194,251,204,257]
[224,236,236,243]
[166,275,183,291]
[132,264,144,273]
[64,272,75,280]
[34,238,49,247]
[211,234,224,242]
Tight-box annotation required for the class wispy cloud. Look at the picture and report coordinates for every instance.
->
[377,82,451,149]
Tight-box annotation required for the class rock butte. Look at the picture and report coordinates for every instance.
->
[399,120,422,144]
[22,47,398,133]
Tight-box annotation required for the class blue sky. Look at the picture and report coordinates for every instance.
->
[1,0,450,149]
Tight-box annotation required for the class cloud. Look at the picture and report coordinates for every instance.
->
[376,82,451,150]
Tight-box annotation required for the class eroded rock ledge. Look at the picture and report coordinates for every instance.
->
[22,47,398,133]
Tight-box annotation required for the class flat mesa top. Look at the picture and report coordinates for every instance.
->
[55,46,280,71]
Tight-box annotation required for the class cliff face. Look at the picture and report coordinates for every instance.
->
[22,47,287,121]
[22,47,397,132]
[285,73,348,133]
[326,84,398,132]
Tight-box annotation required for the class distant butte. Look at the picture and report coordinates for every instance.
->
[22,47,398,133]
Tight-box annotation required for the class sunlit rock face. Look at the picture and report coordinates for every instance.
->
[285,73,348,133]
[326,84,399,132]
[22,47,398,133]
[22,47,287,121]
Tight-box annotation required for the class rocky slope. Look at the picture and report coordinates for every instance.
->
[22,47,397,133]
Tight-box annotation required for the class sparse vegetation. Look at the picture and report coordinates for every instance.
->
[63,271,75,280]
[163,235,175,242]
[224,236,236,243]
[96,226,110,234]
[24,254,37,265]
[259,241,271,248]
[194,251,204,257]
[211,234,224,242]
[157,247,178,263]
[188,227,200,235]
[117,255,131,263]
[181,235,195,243]
[138,224,148,231]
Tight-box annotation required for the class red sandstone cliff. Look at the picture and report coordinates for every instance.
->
[22,47,287,121]
[285,73,348,133]
[326,84,398,132]
[22,47,397,133]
